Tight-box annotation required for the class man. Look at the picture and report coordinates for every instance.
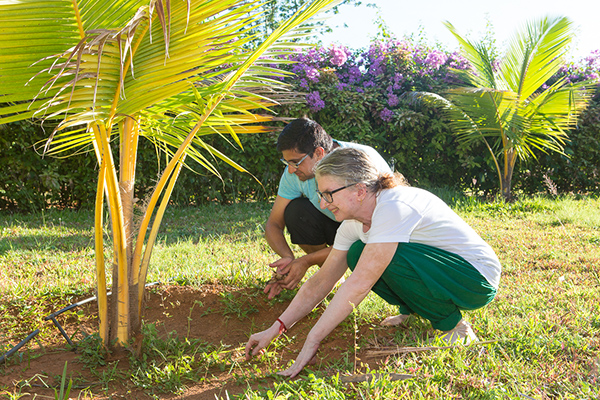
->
[264,118,391,298]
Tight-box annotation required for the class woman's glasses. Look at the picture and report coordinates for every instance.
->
[316,183,357,203]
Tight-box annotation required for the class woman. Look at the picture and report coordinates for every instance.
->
[245,147,501,378]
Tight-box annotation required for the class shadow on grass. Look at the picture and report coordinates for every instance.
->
[0,202,273,252]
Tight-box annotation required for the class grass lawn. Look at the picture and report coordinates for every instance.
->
[1,193,599,399]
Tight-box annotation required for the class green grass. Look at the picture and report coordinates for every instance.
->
[1,195,599,399]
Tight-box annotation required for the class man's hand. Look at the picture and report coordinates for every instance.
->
[264,257,311,299]
[269,256,294,275]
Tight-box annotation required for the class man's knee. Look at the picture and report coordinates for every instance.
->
[283,198,339,246]
[283,198,310,232]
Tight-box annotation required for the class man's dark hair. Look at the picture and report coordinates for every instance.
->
[276,118,333,155]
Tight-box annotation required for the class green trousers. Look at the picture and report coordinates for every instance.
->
[347,241,497,331]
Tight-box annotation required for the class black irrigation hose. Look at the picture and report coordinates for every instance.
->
[0,281,163,364]
[0,329,40,364]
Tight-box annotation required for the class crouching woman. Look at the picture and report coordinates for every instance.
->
[245,147,501,378]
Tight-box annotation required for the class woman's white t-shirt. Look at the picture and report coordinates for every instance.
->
[332,186,501,288]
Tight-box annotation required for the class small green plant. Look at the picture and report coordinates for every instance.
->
[187,300,204,337]
[94,361,123,391]
[77,333,109,368]
[128,323,235,395]
[0,386,30,400]
[53,362,73,400]
[219,292,259,320]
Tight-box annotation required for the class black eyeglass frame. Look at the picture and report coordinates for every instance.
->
[280,153,310,169]
[316,182,358,203]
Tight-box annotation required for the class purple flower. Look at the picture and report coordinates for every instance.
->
[380,108,393,122]
[348,66,362,84]
[368,57,385,77]
[336,82,349,91]
[387,93,399,107]
[305,67,320,82]
[306,91,325,112]
[423,50,448,70]
[299,78,309,90]
[449,53,470,70]
[363,80,375,88]
[492,59,501,72]
[330,45,348,67]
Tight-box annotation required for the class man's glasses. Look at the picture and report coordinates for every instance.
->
[280,153,310,169]
[316,183,357,203]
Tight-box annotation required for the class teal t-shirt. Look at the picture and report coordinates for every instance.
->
[277,140,392,221]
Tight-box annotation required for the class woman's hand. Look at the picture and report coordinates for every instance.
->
[277,339,320,379]
[245,324,280,361]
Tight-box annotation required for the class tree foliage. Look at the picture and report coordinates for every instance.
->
[0,0,342,346]
[247,0,363,48]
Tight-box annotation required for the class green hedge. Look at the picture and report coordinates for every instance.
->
[1,40,598,211]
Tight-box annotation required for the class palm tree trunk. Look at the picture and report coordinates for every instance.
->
[119,117,141,333]
[502,149,517,201]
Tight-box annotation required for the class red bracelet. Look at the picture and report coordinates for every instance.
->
[277,318,287,334]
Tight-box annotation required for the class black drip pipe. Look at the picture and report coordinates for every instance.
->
[0,329,40,364]
[1,281,162,364]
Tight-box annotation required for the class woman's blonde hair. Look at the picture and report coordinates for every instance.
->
[315,147,408,193]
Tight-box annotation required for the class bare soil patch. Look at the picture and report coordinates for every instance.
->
[1,284,396,399]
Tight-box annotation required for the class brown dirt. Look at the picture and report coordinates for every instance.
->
[0,284,398,399]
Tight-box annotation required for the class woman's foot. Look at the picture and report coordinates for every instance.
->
[430,318,478,345]
[380,314,410,327]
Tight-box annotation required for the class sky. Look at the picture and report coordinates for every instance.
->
[318,0,598,60]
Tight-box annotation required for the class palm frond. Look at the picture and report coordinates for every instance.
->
[443,21,498,89]
[0,0,144,122]
[501,16,572,100]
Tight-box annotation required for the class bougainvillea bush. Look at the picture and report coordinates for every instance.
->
[201,42,600,201]
[274,39,499,192]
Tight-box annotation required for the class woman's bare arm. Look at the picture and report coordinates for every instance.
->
[278,242,398,377]
[245,247,349,359]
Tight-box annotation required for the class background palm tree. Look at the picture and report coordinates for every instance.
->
[411,16,596,200]
[0,0,341,347]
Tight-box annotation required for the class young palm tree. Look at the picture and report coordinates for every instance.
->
[0,0,341,347]
[411,16,596,200]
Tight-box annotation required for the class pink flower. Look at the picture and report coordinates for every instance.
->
[330,46,348,67]
[305,67,320,82]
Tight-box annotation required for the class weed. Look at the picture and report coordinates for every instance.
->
[187,300,203,336]
[77,333,108,368]
[0,386,30,400]
[94,361,123,390]
[53,362,73,400]
[220,292,258,320]
[128,323,235,395]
